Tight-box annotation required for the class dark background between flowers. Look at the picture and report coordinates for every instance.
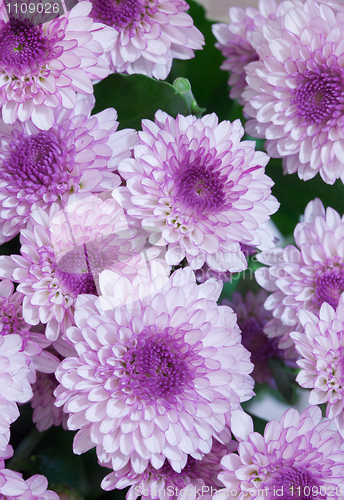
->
[3,1,344,500]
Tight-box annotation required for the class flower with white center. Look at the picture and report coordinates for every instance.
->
[115,111,279,273]
[0,93,138,243]
[84,0,204,79]
[255,198,344,349]
[242,0,344,183]
[0,1,115,129]
[54,267,254,474]
[291,294,344,437]
[216,406,344,500]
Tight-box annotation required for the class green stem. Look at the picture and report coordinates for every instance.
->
[8,427,49,471]
[173,78,206,118]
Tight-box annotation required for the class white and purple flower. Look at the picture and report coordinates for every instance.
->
[0,94,138,243]
[217,406,344,499]
[115,111,279,273]
[84,0,204,79]
[0,196,158,341]
[255,198,344,349]
[54,267,254,474]
[242,0,344,183]
[0,1,115,129]
[291,294,344,437]
[212,0,278,104]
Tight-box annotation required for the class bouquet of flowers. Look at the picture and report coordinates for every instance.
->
[1,0,344,499]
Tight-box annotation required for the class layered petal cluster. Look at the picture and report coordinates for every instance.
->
[0,334,34,405]
[101,439,230,497]
[0,333,35,449]
[0,94,138,243]
[116,111,279,273]
[54,267,254,475]
[0,196,159,341]
[85,0,204,79]
[212,0,278,104]
[0,1,115,129]
[0,473,59,500]
[31,372,67,432]
[217,407,344,499]
[291,295,344,437]
[242,0,344,183]
[222,291,286,385]
[255,198,344,349]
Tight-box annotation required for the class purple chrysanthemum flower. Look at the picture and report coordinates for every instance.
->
[115,111,279,273]
[242,0,344,183]
[255,198,344,350]
[291,294,344,437]
[0,1,115,129]
[212,0,278,105]
[222,291,286,385]
[0,196,157,341]
[101,439,231,497]
[83,0,204,80]
[0,94,138,243]
[217,406,344,499]
[54,267,254,474]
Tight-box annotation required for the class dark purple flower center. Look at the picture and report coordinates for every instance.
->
[271,467,324,500]
[120,328,195,402]
[174,163,226,216]
[314,268,344,309]
[240,316,281,366]
[90,0,155,29]
[0,17,51,72]
[55,244,98,296]
[2,131,69,197]
[293,66,344,125]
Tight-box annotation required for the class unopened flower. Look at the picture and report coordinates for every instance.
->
[255,198,344,349]
[116,111,279,273]
[212,0,278,104]
[291,294,344,437]
[243,0,344,183]
[217,406,344,500]
[0,1,115,129]
[54,267,254,474]
[0,94,138,243]
[84,0,204,79]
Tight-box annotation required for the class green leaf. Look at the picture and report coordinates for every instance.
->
[93,74,187,130]
[167,1,234,122]
[268,358,296,405]
[266,159,344,236]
